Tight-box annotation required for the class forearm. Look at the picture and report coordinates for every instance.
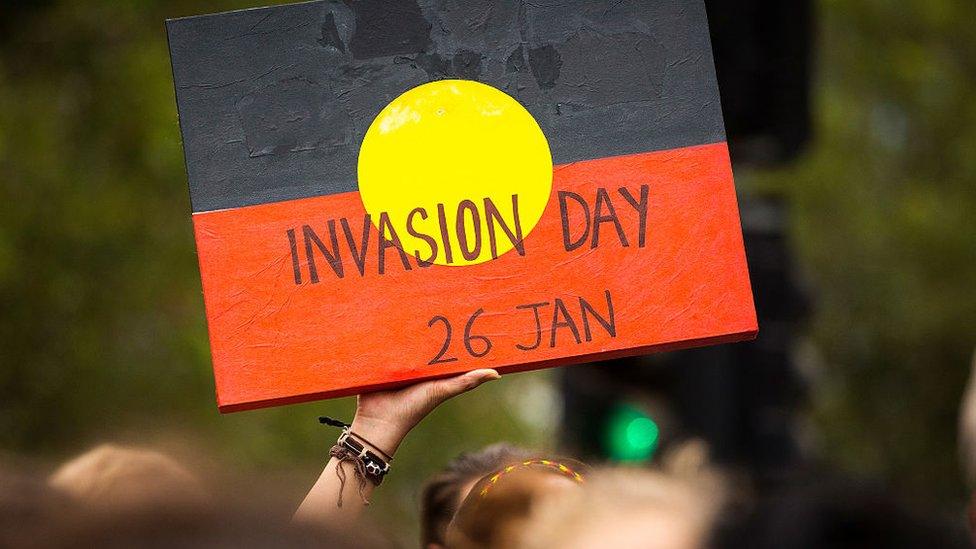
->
[293,457,372,525]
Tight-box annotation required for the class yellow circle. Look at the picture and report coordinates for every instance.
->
[358,79,552,266]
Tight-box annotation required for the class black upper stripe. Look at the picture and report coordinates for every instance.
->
[167,0,726,213]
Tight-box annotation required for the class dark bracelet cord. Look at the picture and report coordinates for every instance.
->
[319,416,351,429]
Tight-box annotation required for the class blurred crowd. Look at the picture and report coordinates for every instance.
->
[0,439,969,548]
[4,355,976,548]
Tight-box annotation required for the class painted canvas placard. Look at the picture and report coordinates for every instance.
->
[167,0,757,412]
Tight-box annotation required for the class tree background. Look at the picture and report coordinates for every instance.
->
[1,0,975,541]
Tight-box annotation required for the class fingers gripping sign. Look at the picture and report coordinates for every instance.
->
[352,369,502,456]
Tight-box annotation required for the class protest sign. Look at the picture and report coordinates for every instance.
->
[167,0,757,412]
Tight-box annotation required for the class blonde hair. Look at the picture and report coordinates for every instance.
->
[519,442,726,549]
[48,444,208,513]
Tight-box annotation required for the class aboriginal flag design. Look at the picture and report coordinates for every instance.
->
[167,0,757,412]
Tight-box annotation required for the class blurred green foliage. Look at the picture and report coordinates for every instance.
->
[1,0,975,541]
[745,0,976,502]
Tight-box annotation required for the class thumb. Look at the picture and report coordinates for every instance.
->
[432,368,500,401]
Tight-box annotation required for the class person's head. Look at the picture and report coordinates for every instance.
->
[446,459,587,549]
[26,445,388,548]
[47,443,209,515]
[519,466,726,549]
[420,444,535,549]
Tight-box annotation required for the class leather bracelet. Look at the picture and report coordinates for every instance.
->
[337,430,391,486]
[348,430,394,462]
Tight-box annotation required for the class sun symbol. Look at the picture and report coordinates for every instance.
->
[357,79,553,266]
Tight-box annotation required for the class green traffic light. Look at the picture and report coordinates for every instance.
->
[604,403,660,462]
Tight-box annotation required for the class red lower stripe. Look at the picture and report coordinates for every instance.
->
[192,142,756,412]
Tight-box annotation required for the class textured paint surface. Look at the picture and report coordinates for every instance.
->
[167,0,724,212]
[192,143,756,412]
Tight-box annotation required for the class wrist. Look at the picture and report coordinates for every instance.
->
[349,415,408,457]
